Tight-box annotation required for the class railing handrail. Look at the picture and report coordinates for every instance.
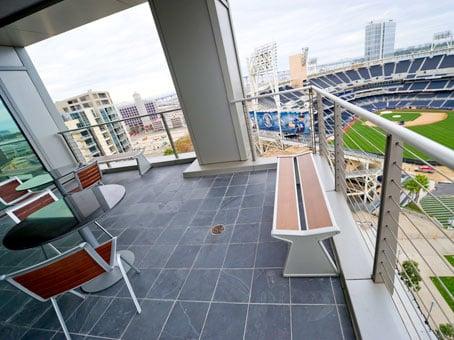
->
[58,107,181,134]
[231,85,454,169]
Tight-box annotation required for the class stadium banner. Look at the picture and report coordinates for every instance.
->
[249,111,311,134]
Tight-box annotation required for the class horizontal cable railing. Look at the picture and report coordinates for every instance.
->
[233,85,454,339]
[57,108,194,164]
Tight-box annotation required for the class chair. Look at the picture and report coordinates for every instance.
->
[73,161,103,192]
[0,237,141,340]
[0,176,33,206]
[6,189,58,224]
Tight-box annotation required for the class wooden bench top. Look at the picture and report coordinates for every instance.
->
[274,153,333,232]
[297,153,333,229]
[274,157,300,231]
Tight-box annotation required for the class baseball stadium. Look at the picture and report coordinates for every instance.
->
[247,44,454,217]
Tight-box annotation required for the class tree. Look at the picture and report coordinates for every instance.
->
[403,174,429,203]
[399,260,422,292]
[163,147,174,155]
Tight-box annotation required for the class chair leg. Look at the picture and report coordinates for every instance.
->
[117,254,141,314]
[69,290,86,300]
[119,254,141,274]
[51,298,71,340]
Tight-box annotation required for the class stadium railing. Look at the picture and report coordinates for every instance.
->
[232,85,454,339]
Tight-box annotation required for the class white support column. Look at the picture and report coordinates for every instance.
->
[149,0,251,165]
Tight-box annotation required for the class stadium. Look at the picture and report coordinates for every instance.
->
[307,49,454,160]
[249,47,454,163]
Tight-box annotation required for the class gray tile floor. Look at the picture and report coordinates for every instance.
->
[0,164,355,339]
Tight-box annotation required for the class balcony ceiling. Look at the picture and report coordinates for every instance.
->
[0,0,146,47]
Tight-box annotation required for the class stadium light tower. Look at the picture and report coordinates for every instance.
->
[247,42,283,139]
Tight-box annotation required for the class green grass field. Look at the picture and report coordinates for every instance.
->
[431,276,454,312]
[446,255,454,267]
[381,112,420,122]
[420,195,454,228]
[343,110,454,161]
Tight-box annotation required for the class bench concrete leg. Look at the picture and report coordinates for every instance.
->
[136,154,151,176]
[273,232,339,277]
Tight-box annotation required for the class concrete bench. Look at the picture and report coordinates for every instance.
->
[94,149,151,176]
[272,153,340,276]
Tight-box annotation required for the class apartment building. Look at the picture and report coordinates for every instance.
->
[56,90,131,160]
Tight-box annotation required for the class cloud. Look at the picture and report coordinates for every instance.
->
[26,0,454,103]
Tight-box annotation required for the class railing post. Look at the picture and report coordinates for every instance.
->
[308,88,316,154]
[334,102,346,194]
[372,133,403,294]
[160,112,178,159]
[316,93,328,159]
[241,101,257,161]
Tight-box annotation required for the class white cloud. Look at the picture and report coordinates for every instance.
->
[26,0,454,104]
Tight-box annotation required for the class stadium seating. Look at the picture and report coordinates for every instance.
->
[306,51,454,115]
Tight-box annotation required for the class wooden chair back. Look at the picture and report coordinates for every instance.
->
[3,239,116,301]
[0,177,31,206]
[75,162,102,190]
[6,190,58,223]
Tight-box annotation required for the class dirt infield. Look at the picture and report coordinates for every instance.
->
[365,111,448,127]
[404,111,448,127]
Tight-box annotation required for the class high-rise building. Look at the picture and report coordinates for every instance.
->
[364,20,396,61]
[118,92,159,132]
[289,48,308,88]
[56,90,131,161]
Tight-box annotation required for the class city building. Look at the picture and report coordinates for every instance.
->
[118,92,186,133]
[288,48,308,88]
[117,92,158,132]
[364,19,396,60]
[56,90,131,161]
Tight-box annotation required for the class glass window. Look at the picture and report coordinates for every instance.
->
[0,98,46,182]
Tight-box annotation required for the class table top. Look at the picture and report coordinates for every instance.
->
[16,173,53,191]
[3,184,126,251]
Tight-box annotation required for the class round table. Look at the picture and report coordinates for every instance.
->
[15,173,54,192]
[3,184,134,293]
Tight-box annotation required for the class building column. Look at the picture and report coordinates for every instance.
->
[149,0,251,165]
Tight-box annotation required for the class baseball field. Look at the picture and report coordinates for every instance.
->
[343,109,454,161]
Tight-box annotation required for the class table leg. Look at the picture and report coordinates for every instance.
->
[79,226,136,293]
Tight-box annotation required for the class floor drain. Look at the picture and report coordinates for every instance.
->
[211,224,224,235]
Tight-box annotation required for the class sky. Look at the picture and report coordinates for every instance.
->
[26,0,454,104]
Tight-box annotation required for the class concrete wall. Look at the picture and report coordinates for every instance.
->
[149,0,250,165]
[0,46,76,170]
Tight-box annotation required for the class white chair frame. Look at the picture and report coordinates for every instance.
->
[0,176,33,206]
[5,189,59,224]
[0,237,141,340]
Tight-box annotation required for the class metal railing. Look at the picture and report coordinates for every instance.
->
[233,85,454,339]
[58,107,193,164]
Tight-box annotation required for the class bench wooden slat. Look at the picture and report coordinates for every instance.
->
[275,157,300,231]
[297,153,332,229]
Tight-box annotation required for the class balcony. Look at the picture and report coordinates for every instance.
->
[0,1,452,339]
[0,165,354,339]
